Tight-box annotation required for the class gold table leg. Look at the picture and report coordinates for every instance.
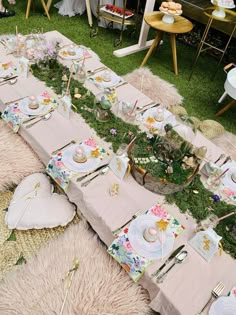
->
[41,0,50,20]
[140,31,164,67]
[25,0,32,19]
[216,99,236,116]
[189,17,213,80]
[170,34,178,75]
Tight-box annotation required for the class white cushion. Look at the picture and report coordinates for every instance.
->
[5,173,76,230]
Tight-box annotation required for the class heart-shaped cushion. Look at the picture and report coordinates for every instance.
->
[5,173,76,230]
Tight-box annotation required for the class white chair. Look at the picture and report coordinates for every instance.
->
[217,63,236,116]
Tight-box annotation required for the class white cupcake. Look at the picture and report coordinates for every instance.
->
[143,227,159,242]
[73,147,87,163]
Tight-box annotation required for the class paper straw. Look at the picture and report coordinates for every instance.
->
[129,100,138,115]
[161,231,164,261]
[66,67,73,95]
[208,168,229,190]
[196,212,235,231]
[207,212,235,227]
[82,55,86,67]
[16,25,18,36]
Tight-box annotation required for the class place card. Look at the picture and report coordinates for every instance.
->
[189,227,222,262]
[57,94,72,119]
[109,155,130,180]
[17,57,29,78]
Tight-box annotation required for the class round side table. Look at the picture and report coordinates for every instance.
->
[140,12,193,75]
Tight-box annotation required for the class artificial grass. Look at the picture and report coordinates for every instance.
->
[0,1,235,134]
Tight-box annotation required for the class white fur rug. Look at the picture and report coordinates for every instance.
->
[0,120,44,192]
[0,220,153,315]
[123,67,183,108]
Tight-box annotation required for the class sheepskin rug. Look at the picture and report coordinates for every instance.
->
[0,220,153,315]
[0,120,44,191]
[123,67,183,108]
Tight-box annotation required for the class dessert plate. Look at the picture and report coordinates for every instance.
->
[209,296,236,315]
[58,46,84,60]
[0,62,16,78]
[221,161,236,190]
[128,215,174,260]
[142,107,177,130]
[18,96,56,116]
[90,70,121,89]
[62,144,101,173]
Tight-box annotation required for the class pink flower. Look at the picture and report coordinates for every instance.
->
[41,91,51,98]
[124,241,132,250]
[56,161,64,167]
[150,204,168,218]
[84,138,97,148]
[223,188,236,197]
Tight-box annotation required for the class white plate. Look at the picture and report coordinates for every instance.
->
[128,215,175,260]
[18,96,55,116]
[209,296,236,315]
[62,144,101,173]
[91,71,121,88]
[142,107,177,130]
[0,62,15,78]
[58,46,84,60]
[221,161,236,190]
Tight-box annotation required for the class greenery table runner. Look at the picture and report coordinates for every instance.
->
[31,60,236,259]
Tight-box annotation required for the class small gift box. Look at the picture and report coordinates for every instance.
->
[189,227,222,262]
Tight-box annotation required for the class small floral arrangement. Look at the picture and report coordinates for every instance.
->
[28,41,60,63]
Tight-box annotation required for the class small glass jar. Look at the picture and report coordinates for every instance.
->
[94,92,112,122]
[76,63,87,83]
[154,107,164,122]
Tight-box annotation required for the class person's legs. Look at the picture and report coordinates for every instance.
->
[0,0,15,17]
[8,0,16,5]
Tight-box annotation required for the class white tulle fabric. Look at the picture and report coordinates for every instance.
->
[55,0,86,17]
[55,0,124,28]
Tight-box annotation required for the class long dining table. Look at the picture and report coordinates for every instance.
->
[1,30,236,315]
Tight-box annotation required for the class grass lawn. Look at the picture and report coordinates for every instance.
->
[1,1,235,134]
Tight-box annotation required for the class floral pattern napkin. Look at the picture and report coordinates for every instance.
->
[107,204,185,282]
[0,61,17,78]
[46,138,108,191]
[1,92,57,132]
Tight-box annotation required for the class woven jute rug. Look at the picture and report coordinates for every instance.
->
[0,191,80,281]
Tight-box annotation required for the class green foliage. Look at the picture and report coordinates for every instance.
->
[15,254,27,265]
[6,230,16,242]
[166,175,236,258]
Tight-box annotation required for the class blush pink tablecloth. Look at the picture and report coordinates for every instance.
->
[1,30,236,315]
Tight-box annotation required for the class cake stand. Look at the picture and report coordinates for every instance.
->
[159,8,181,24]
[211,0,235,19]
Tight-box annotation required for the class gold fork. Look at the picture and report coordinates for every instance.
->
[196,282,225,315]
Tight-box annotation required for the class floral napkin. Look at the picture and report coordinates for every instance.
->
[46,138,108,191]
[107,204,185,282]
[0,61,17,78]
[87,70,122,90]
[1,92,57,132]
